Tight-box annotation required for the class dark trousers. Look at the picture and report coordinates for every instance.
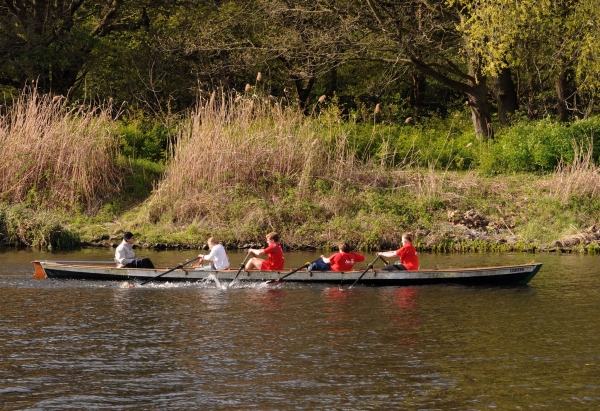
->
[125,258,154,269]
[308,259,331,271]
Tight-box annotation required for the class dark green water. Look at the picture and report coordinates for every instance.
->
[1,249,599,410]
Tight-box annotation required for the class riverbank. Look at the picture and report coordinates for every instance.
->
[2,90,600,253]
[2,170,599,254]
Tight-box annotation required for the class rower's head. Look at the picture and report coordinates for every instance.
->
[123,232,135,244]
[266,232,280,243]
[207,237,218,248]
[402,233,414,244]
[338,242,350,252]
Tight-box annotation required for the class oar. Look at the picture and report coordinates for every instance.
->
[268,258,322,284]
[228,253,252,287]
[378,256,389,266]
[349,255,388,289]
[139,256,201,285]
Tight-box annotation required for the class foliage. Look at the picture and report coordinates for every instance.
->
[117,120,172,163]
[449,0,551,76]
[2,0,600,139]
[478,116,600,173]
[0,204,80,249]
[0,0,153,95]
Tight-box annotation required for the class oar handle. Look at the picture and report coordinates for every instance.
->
[140,256,201,285]
[270,257,322,283]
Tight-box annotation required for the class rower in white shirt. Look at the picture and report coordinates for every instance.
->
[196,237,230,270]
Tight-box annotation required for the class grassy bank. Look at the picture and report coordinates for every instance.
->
[3,169,600,253]
[1,90,600,252]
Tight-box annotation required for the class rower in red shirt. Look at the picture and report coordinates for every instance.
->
[246,232,285,270]
[377,232,419,271]
[308,242,365,271]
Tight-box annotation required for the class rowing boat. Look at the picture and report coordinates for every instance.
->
[32,260,542,286]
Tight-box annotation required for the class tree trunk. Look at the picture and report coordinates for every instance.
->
[526,74,538,119]
[556,69,575,122]
[493,67,518,126]
[409,56,493,138]
[293,76,315,114]
[467,75,493,139]
[325,68,337,97]
[410,72,426,122]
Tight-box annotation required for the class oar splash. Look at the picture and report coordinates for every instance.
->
[207,273,224,289]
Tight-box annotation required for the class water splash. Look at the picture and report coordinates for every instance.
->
[207,274,226,289]
[225,280,272,289]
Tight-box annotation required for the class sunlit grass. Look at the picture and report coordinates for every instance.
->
[0,87,121,211]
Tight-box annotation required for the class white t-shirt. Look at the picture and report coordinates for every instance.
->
[203,244,230,270]
[114,240,135,268]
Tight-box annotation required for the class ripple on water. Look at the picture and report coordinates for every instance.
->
[1,251,600,409]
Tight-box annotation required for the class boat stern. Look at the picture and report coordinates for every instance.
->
[32,261,48,279]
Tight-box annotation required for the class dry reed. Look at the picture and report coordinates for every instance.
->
[148,91,393,223]
[0,87,121,211]
[548,138,600,204]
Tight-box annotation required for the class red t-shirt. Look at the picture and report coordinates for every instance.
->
[261,242,285,270]
[396,244,418,270]
[329,252,365,271]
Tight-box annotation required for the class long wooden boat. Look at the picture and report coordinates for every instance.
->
[32,260,542,286]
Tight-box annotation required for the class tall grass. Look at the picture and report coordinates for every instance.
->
[148,92,395,222]
[548,137,600,204]
[0,87,121,211]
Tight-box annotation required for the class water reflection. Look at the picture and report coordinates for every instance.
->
[322,286,353,337]
[383,287,421,348]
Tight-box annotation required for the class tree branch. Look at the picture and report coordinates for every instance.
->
[70,0,85,16]
[92,0,124,37]
[409,55,474,94]
[365,0,386,31]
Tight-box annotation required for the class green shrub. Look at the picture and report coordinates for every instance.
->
[479,116,600,174]
[117,120,172,163]
[116,157,164,201]
[343,113,477,170]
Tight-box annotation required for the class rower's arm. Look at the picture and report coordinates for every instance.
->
[377,251,397,258]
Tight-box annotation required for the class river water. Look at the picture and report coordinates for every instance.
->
[1,249,599,410]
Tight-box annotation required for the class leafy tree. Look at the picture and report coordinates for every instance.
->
[453,0,600,122]
[170,0,364,111]
[0,0,151,95]
[359,0,495,138]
